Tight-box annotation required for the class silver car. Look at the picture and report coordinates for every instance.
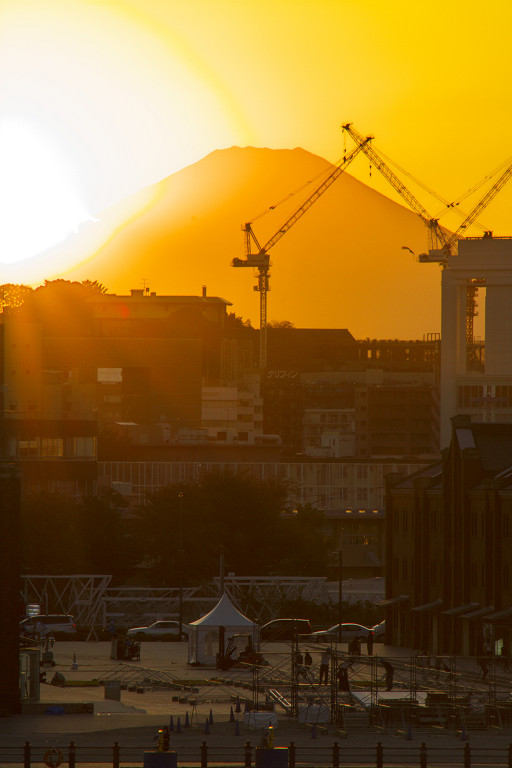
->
[126,620,188,641]
[310,622,373,643]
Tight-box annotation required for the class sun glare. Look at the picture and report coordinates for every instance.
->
[0,119,91,265]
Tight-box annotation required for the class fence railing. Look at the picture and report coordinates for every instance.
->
[10,739,512,767]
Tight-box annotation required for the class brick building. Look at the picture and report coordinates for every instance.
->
[385,415,512,656]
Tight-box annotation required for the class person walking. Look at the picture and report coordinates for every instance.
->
[337,664,350,692]
[319,648,331,685]
[366,632,374,656]
[382,660,394,691]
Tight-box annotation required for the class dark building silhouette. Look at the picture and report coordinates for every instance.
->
[263,328,440,458]
[385,415,512,656]
[0,464,21,714]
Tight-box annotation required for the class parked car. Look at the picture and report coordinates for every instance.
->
[126,620,188,641]
[372,620,386,642]
[19,614,77,638]
[310,622,373,643]
[260,618,312,642]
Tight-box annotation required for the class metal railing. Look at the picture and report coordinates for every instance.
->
[10,738,512,767]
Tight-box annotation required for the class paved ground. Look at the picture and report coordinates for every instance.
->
[4,640,512,765]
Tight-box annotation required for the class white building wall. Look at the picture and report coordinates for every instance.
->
[440,238,512,447]
[485,285,512,375]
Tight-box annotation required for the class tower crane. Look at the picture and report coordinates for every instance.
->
[342,122,512,265]
[232,138,371,368]
[342,123,449,253]
[423,158,512,264]
[343,122,512,365]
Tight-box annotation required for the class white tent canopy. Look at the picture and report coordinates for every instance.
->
[188,593,259,666]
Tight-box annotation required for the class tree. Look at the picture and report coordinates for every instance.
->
[81,280,108,294]
[224,312,254,331]
[278,504,332,576]
[137,470,292,586]
[21,490,136,581]
[20,280,95,337]
[0,283,33,312]
[134,471,335,586]
[266,320,295,328]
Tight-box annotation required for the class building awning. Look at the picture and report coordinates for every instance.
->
[460,605,494,620]
[441,603,479,616]
[412,598,443,612]
[482,606,512,622]
[378,595,410,607]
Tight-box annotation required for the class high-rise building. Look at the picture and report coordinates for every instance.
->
[441,236,512,447]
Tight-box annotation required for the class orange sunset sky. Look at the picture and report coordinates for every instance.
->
[1,0,512,330]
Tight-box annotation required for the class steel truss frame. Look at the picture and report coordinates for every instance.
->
[210,576,329,620]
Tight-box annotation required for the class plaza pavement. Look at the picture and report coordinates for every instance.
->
[3,640,512,763]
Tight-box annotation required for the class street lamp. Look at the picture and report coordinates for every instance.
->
[177,491,183,639]
[338,520,343,645]
[338,548,343,644]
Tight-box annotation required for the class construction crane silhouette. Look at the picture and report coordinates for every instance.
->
[232,138,371,368]
[343,122,512,368]
[342,122,512,264]
[342,123,449,254]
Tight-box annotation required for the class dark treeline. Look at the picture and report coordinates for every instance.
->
[21,470,332,586]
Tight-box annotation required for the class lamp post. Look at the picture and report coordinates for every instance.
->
[338,548,343,645]
[177,491,184,639]
[338,519,343,645]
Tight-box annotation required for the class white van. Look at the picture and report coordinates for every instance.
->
[20,614,77,637]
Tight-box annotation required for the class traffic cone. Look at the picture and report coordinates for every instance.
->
[71,653,78,670]
[205,717,210,734]
[230,706,235,722]
[235,719,240,736]
[176,716,181,734]
[209,708,214,725]
[185,711,190,728]
[169,715,174,732]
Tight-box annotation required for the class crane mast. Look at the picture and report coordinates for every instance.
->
[233,139,370,368]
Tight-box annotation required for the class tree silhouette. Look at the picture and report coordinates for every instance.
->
[0,283,33,312]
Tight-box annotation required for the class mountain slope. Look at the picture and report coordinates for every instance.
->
[46,147,442,338]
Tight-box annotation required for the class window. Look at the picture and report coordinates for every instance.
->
[41,438,64,457]
[97,367,122,383]
[19,438,38,457]
[73,437,96,457]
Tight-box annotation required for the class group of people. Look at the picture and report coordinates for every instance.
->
[302,646,395,692]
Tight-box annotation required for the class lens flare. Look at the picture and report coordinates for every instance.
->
[0,119,91,265]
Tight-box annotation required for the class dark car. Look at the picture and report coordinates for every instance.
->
[260,618,312,642]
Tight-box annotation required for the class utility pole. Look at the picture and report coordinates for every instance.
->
[177,491,184,639]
